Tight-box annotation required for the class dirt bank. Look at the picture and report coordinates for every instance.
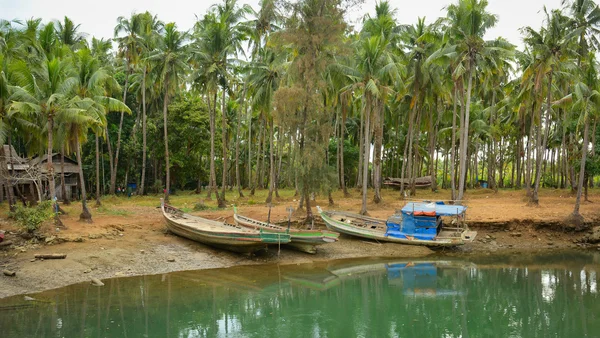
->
[1,188,599,299]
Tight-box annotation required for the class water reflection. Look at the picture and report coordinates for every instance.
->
[1,252,600,338]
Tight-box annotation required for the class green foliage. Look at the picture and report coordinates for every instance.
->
[9,201,55,233]
[193,201,209,211]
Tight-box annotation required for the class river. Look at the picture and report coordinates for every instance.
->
[1,251,599,337]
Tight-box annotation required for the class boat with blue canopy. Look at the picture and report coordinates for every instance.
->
[317,201,477,247]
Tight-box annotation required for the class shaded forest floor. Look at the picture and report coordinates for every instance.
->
[1,187,599,298]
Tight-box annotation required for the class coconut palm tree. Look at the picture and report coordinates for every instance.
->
[566,53,600,221]
[147,22,189,202]
[192,0,251,207]
[336,34,400,214]
[522,9,575,205]
[249,46,284,203]
[70,47,130,217]
[10,56,80,212]
[112,13,145,194]
[443,0,499,202]
[55,16,86,50]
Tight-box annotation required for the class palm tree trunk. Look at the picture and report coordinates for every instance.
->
[572,118,590,218]
[457,60,474,202]
[236,85,245,198]
[266,118,275,204]
[95,134,101,206]
[219,89,227,208]
[140,67,148,196]
[47,117,57,210]
[275,130,283,198]
[357,100,364,188]
[76,136,92,222]
[526,104,535,196]
[373,100,382,204]
[208,91,217,200]
[2,152,15,211]
[340,101,349,197]
[360,95,371,215]
[111,69,130,195]
[259,129,266,189]
[410,107,423,196]
[401,100,415,198]
[60,144,70,205]
[488,89,497,190]
[163,83,171,203]
[247,104,252,189]
[531,70,553,205]
[251,119,264,196]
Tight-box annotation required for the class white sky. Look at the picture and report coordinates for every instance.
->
[2,0,564,50]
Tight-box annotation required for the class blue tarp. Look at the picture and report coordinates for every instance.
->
[401,202,466,216]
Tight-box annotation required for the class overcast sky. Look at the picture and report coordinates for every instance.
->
[2,0,564,50]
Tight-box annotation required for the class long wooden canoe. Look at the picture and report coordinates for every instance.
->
[317,206,476,247]
[233,206,339,254]
[161,199,290,253]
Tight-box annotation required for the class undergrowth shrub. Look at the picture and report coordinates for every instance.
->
[10,201,54,233]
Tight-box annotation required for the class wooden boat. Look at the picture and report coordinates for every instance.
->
[384,176,433,189]
[161,199,290,253]
[317,202,477,247]
[233,206,339,254]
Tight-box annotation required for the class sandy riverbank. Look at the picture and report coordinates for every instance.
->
[1,188,598,299]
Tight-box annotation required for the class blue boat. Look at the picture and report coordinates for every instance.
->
[317,202,477,247]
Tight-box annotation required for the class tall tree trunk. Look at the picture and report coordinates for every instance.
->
[275,130,283,198]
[140,67,148,196]
[357,100,364,188]
[208,92,217,200]
[360,95,371,215]
[105,126,114,193]
[95,134,101,207]
[457,59,474,202]
[76,136,92,222]
[525,103,535,197]
[266,118,275,203]
[488,89,497,191]
[247,104,252,189]
[340,101,349,196]
[401,99,416,198]
[373,100,382,204]
[60,144,69,205]
[236,85,245,198]
[111,69,130,195]
[219,89,227,208]
[163,83,171,203]
[410,108,423,196]
[47,117,57,211]
[572,118,590,218]
[531,70,553,205]
[251,118,264,196]
[3,149,15,211]
[259,127,266,189]
[4,134,16,210]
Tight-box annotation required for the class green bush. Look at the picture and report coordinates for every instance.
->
[193,201,208,211]
[10,201,55,233]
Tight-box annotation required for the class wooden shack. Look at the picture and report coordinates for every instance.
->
[0,145,79,203]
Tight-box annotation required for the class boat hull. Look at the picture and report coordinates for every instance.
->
[317,207,475,247]
[161,201,290,253]
[233,211,339,254]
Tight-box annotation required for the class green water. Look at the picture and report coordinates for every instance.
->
[2,251,600,338]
